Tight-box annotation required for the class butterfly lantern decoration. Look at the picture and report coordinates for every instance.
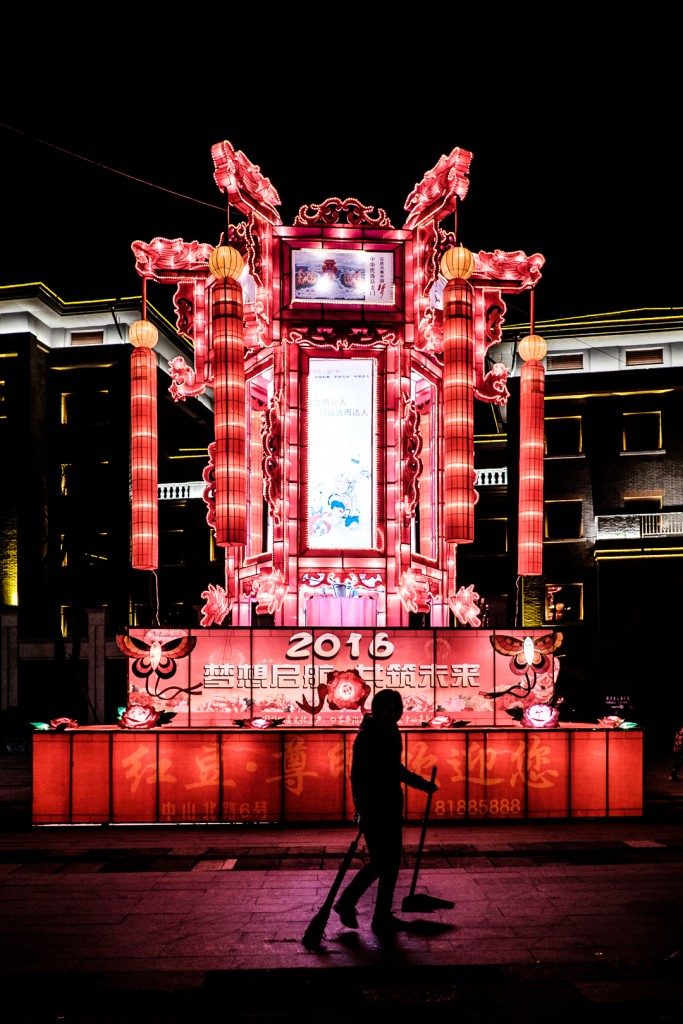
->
[115,631,200,702]
[485,631,564,703]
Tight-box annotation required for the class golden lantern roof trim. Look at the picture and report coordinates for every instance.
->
[518,334,548,362]
[209,244,245,281]
[129,319,159,348]
[440,244,476,281]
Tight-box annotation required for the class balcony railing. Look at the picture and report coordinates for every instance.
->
[158,481,205,500]
[475,467,508,487]
[596,512,683,539]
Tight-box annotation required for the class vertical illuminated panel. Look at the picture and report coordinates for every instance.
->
[131,347,158,569]
[412,372,436,559]
[212,278,246,546]
[32,734,71,824]
[518,360,545,575]
[307,358,375,549]
[282,733,345,821]
[221,733,283,822]
[442,279,475,543]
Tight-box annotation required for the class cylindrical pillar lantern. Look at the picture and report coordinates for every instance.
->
[129,318,159,570]
[517,333,547,576]
[441,246,476,543]
[209,245,247,547]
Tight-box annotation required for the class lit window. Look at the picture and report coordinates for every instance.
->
[622,411,662,452]
[544,584,584,623]
[625,348,663,367]
[545,500,583,540]
[545,416,583,456]
[546,353,583,371]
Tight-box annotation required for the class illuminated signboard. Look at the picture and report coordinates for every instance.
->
[124,627,561,730]
[292,248,394,305]
[307,358,375,550]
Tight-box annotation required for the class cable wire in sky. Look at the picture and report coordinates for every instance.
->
[1,122,225,213]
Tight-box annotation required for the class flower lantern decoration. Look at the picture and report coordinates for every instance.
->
[517,312,547,576]
[440,245,477,544]
[129,314,159,570]
[209,244,247,548]
[522,703,560,729]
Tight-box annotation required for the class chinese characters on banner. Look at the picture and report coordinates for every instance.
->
[126,628,560,729]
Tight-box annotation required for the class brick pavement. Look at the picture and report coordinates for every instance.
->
[0,750,682,1021]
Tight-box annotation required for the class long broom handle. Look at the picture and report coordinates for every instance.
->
[407,764,437,899]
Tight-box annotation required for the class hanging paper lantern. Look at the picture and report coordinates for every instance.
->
[211,274,246,546]
[517,335,547,576]
[442,272,476,543]
[209,245,244,281]
[129,320,158,570]
[440,244,476,282]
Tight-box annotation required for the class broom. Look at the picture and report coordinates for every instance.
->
[401,765,455,912]
[301,827,363,950]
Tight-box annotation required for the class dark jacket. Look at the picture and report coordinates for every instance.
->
[351,713,433,820]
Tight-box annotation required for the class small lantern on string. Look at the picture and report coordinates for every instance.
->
[129,319,158,349]
[209,245,244,281]
[440,244,476,281]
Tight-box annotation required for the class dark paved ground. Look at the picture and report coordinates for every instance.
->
[1,746,682,1022]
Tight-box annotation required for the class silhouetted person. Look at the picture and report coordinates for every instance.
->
[334,688,437,934]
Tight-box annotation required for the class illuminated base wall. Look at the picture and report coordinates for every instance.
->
[32,726,643,825]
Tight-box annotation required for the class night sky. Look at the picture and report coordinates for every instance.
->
[2,34,678,328]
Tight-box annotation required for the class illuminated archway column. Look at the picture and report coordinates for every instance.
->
[517,332,547,576]
[440,246,476,603]
[129,316,159,570]
[209,245,247,554]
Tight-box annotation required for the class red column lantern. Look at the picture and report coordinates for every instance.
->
[209,245,247,547]
[517,333,547,576]
[441,246,476,543]
[129,318,159,570]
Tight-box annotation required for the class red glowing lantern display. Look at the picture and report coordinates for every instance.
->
[517,331,547,576]
[441,247,476,544]
[129,316,159,570]
[210,246,247,547]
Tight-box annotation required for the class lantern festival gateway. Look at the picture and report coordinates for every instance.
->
[30,142,646,827]
[124,142,553,732]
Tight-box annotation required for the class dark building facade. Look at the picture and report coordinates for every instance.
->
[0,284,215,724]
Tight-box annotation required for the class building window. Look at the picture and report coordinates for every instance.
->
[546,353,583,371]
[545,500,583,540]
[624,496,662,513]
[544,584,584,623]
[70,331,104,346]
[625,348,663,367]
[622,411,662,453]
[476,517,508,553]
[545,416,583,457]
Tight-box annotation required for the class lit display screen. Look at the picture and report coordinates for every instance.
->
[292,248,394,305]
[307,358,375,549]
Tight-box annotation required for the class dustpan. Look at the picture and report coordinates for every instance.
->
[402,765,455,913]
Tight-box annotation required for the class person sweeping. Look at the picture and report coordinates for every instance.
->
[333,688,438,935]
